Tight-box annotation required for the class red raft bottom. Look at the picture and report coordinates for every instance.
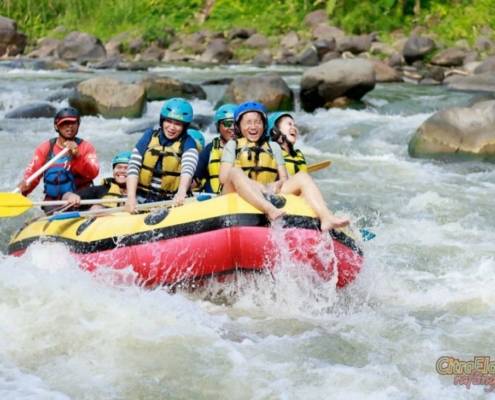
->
[68,226,363,288]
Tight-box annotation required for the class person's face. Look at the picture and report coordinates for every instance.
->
[239,112,264,142]
[277,116,298,145]
[218,119,235,142]
[113,163,128,185]
[162,118,184,140]
[56,120,79,139]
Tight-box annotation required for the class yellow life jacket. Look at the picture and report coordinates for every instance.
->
[100,178,125,208]
[283,148,307,175]
[138,130,183,195]
[234,137,278,184]
[205,137,223,194]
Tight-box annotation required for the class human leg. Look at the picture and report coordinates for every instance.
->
[280,171,349,231]
[222,167,285,221]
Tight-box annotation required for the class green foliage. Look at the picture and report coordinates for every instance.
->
[0,0,494,48]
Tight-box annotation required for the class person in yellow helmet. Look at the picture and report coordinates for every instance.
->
[219,101,349,231]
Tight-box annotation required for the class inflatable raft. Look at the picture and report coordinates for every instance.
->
[8,193,363,288]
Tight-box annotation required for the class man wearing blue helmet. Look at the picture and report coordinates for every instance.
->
[125,97,199,212]
[62,150,131,210]
[219,101,349,231]
[193,103,237,194]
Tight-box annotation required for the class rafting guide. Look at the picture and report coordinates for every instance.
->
[436,356,495,392]
[17,107,99,207]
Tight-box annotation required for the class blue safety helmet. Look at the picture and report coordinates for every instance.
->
[234,101,268,137]
[111,150,132,168]
[268,112,292,135]
[160,98,193,126]
[214,104,237,125]
[187,128,205,151]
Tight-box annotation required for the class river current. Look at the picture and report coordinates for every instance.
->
[0,63,493,400]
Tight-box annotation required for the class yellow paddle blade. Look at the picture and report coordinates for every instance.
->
[307,160,332,173]
[0,192,34,217]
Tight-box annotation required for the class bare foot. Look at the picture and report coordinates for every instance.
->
[266,206,286,222]
[320,215,350,231]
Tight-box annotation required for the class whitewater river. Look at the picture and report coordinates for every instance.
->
[0,62,494,400]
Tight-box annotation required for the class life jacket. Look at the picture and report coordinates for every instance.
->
[100,178,125,208]
[205,137,223,194]
[235,137,278,184]
[43,138,81,199]
[138,130,184,196]
[283,148,307,175]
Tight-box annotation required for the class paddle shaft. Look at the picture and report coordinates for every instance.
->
[33,197,128,207]
[13,146,70,193]
[307,160,331,173]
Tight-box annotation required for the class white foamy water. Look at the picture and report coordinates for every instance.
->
[0,64,494,399]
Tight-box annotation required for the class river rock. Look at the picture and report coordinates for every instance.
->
[371,60,401,82]
[474,56,495,74]
[227,28,256,40]
[445,72,495,93]
[69,77,145,118]
[5,102,57,119]
[220,73,294,111]
[304,10,328,28]
[0,16,27,57]
[281,32,300,49]
[312,24,345,42]
[403,35,436,64]
[252,50,273,67]
[28,38,61,58]
[300,59,376,112]
[140,75,206,101]
[295,45,319,66]
[409,100,495,161]
[336,35,372,54]
[57,32,106,62]
[313,39,335,59]
[245,34,269,49]
[431,48,467,67]
[200,39,233,63]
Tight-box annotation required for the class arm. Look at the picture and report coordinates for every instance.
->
[173,143,198,205]
[70,141,99,181]
[18,143,50,195]
[272,142,288,183]
[219,140,236,185]
[125,147,143,213]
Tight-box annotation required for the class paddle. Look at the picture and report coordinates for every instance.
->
[47,193,214,221]
[0,193,129,218]
[13,147,70,193]
[307,160,331,173]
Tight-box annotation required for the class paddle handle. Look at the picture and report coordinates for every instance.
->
[13,147,71,193]
[33,197,129,207]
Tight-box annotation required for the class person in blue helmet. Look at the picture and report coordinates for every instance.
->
[219,101,349,231]
[62,150,131,210]
[193,103,237,194]
[125,97,199,213]
[268,112,307,175]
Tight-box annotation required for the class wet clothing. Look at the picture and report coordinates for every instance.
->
[283,148,307,175]
[74,178,125,210]
[221,139,284,184]
[127,128,198,202]
[22,137,99,199]
[194,137,224,194]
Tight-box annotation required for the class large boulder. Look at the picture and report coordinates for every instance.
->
[220,73,294,111]
[140,75,206,101]
[409,100,495,161]
[371,60,401,82]
[57,32,106,62]
[69,77,145,118]
[245,34,269,49]
[300,59,376,112]
[474,56,495,74]
[27,38,61,58]
[336,35,372,54]
[0,16,27,57]
[5,102,56,119]
[403,35,436,64]
[430,48,467,67]
[304,10,328,28]
[312,24,345,42]
[295,45,319,66]
[445,72,495,93]
[200,39,233,63]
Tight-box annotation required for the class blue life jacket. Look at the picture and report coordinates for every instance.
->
[43,138,82,199]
